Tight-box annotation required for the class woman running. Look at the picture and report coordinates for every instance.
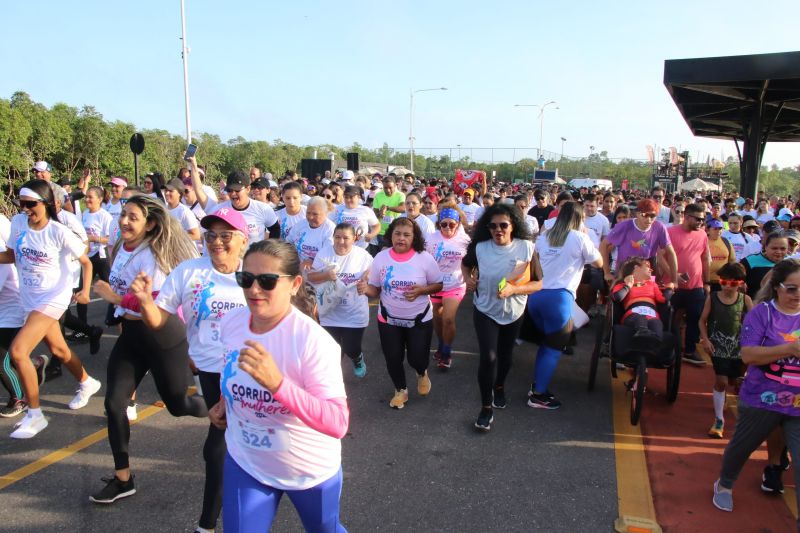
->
[277,182,307,240]
[79,186,113,326]
[330,185,380,250]
[365,217,443,409]
[0,224,27,418]
[462,204,540,431]
[130,208,249,533]
[0,180,98,438]
[209,240,349,532]
[308,223,373,377]
[90,195,207,503]
[286,197,335,272]
[402,192,437,236]
[426,202,470,370]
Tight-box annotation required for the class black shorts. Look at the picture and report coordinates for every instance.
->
[711,356,745,379]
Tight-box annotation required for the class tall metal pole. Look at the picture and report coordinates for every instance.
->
[409,90,415,174]
[514,101,557,159]
[180,0,192,144]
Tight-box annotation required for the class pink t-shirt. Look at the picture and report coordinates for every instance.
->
[425,229,471,292]
[667,225,709,289]
[368,248,443,321]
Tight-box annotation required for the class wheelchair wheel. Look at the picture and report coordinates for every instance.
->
[587,313,607,391]
[666,333,682,403]
[630,356,647,426]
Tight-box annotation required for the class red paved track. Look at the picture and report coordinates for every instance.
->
[640,363,796,532]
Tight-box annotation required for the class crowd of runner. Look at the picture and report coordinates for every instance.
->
[1,158,799,530]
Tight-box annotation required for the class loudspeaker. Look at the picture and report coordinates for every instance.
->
[300,159,333,180]
[347,153,359,172]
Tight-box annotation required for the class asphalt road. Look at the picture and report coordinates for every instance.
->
[0,296,618,532]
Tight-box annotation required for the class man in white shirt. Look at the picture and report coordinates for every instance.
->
[577,193,608,315]
[458,189,482,230]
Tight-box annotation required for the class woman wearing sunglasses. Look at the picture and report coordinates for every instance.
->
[365,217,443,409]
[0,180,98,438]
[527,202,602,411]
[741,231,789,299]
[400,192,437,237]
[308,223,373,378]
[330,185,379,249]
[90,195,207,504]
[713,259,800,513]
[462,204,540,431]
[425,202,470,370]
[208,240,349,531]
[127,208,248,533]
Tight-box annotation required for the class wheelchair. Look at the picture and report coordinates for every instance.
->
[587,294,682,425]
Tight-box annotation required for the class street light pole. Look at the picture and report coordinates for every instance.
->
[409,87,447,174]
[179,0,192,144]
[560,137,566,160]
[514,101,558,159]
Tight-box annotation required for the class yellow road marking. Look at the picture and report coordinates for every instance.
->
[0,403,164,491]
[611,369,660,530]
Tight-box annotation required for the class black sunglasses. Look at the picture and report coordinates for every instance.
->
[487,222,510,230]
[235,271,293,291]
[19,200,41,209]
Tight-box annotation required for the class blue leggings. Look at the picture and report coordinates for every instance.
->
[527,289,573,393]
[223,454,347,533]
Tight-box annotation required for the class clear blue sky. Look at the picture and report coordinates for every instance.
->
[3,0,799,167]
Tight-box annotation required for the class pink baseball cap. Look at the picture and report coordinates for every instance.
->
[109,176,128,187]
[201,207,248,235]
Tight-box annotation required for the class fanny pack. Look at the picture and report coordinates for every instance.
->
[763,362,800,387]
[380,302,430,328]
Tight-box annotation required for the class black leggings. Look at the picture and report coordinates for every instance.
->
[197,371,225,530]
[377,320,433,390]
[622,314,663,337]
[474,308,524,406]
[0,328,22,400]
[104,317,207,470]
[323,326,366,361]
[77,254,110,323]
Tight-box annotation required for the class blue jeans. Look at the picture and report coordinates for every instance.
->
[224,453,346,533]
[670,288,705,354]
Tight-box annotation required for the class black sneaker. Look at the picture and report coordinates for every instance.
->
[527,390,562,410]
[33,354,50,386]
[780,447,791,471]
[0,398,27,418]
[69,331,90,343]
[474,409,493,431]
[90,475,136,504]
[89,326,103,356]
[761,464,784,494]
[491,388,507,409]
[682,352,706,366]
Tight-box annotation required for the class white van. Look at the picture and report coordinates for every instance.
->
[568,178,613,190]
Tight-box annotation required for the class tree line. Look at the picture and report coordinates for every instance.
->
[1,91,798,197]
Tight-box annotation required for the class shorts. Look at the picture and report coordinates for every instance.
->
[711,356,745,379]
[431,286,466,303]
[30,304,67,321]
[580,265,605,292]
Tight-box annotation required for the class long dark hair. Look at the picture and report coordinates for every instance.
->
[20,179,59,222]
[463,203,530,268]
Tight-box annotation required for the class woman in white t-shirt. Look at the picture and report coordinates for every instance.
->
[425,202,471,370]
[461,203,540,432]
[207,240,349,532]
[401,192,437,236]
[0,221,29,418]
[277,182,307,240]
[0,180,99,439]
[308,223,373,378]
[365,217,444,409]
[89,195,207,504]
[129,208,248,533]
[79,186,114,327]
[330,185,380,249]
[526,202,602,411]
[286,197,335,272]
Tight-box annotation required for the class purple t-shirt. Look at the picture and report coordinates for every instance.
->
[606,219,671,268]
[739,301,800,416]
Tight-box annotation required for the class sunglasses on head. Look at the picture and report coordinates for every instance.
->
[719,279,744,287]
[439,221,457,229]
[780,283,800,294]
[487,222,510,230]
[204,230,237,244]
[639,212,657,219]
[235,271,294,291]
[19,200,42,209]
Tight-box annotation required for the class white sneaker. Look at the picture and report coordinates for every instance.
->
[10,412,48,439]
[126,403,138,421]
[69,377,102,410]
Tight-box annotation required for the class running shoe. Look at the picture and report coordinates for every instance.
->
[682,352,706,366]
[417,371,431,396]
[562,345,574,355]
[712,479,733,512]
[90,475,136,504]
[126,402,138,421]
[0,399,28,418]
[68,377,102,410]
[9,412,48,439]
[433,350,442,362]
[68,331,90,343]
[389,389,408,409]
[491,388,507,409]
[474,409,494,431]
[437,353,452,371]
[708,418,724,439]
[89,326,103,356]
[761,464,784,494]
[780,447,791,471]
[33,354,50,386]
[527,390,562,410]
[352,354,367,378]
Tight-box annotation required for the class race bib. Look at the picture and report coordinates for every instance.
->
[630,305,657,318]
[238,422,290,452]
[198,320,222,345]
[386,316,415,328]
